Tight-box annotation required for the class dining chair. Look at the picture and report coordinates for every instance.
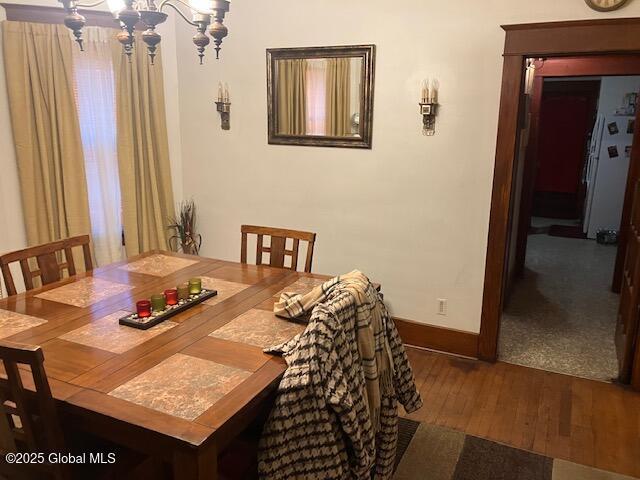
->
[0,341,151,480]
[0,235,93,296]
[0,341,71,480]
[241,225,316,273]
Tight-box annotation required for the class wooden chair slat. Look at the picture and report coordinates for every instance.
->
[0,235,93,297]
[269,236,286,268]
[37,252,62,285]
[291,239,300,271]
[0,264,16,297]
[240,225,317,273]
[256,234,264,265]
[305,237,316,273]
[2,403,19,416]
[81,243,93,272]
[18,260,34,292]
[63,247,76,277]
[240,232,248,264]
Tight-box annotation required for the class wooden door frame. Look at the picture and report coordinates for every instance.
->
[479,18,640,363]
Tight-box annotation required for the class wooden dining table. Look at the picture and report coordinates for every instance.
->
[0,251,332,479]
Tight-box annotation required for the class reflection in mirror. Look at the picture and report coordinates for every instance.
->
[267,45,375,149]
[275,57,363,137]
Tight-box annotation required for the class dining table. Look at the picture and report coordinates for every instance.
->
[0,251,333,479]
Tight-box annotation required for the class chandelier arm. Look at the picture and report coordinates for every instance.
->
[157,1,198,26]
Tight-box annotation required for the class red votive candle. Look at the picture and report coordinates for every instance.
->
[164,288,178,306]
[136,300,152,318]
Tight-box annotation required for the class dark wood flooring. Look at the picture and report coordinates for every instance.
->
[404,347,640,478]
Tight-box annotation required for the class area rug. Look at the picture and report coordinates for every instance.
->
[394,418,637,480]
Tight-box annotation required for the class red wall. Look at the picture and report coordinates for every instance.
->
[535,94,591,194]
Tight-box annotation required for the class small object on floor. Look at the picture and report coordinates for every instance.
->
[596,229,618,245]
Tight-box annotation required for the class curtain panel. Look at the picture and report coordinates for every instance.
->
[2,21,92,251]
[112,35,175,257]
[325,57,351,137]
[276,58,307,135]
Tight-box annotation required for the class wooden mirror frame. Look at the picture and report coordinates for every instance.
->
[266,44,376,149]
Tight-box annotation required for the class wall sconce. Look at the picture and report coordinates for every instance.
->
[419,79,439,136]
[215,82,231,130]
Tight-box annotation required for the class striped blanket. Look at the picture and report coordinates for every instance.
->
[259,271,422,479]
[273,271,393,431]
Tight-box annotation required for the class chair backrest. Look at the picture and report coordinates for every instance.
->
[0,235,93,296]
[241,225,316,273]
[0,341,70,479]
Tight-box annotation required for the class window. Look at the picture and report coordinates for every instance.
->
[72,28,124,266]
[306,59,327,135]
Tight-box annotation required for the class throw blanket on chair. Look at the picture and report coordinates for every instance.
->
[258,271,423,480]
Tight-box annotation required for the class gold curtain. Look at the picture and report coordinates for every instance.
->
[325,57,351,137]
[276,59,307,135]
[111,37,174,257]
[2,21,92,249]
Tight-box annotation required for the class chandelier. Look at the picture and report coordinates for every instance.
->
[59,0,230,64]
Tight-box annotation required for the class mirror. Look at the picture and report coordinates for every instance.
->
[267,45,376,149]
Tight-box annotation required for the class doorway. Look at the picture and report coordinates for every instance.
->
[480,19,640,390]
[499,66,640,381]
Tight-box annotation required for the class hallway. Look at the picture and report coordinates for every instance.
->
[499,233,619,382]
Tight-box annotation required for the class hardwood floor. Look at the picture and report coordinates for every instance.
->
[404,347,640,478]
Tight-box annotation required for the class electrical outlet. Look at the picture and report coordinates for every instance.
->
[437,298,447,315]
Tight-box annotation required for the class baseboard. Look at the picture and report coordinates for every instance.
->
[394,318,479,358]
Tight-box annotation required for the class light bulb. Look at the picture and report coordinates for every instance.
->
[189,0,212,14]
[107,0,126,14]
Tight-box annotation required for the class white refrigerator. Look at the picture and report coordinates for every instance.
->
[583,113,635,238]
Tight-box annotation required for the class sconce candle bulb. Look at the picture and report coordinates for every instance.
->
[217,81,224,102]
[419,78,439,136]
[215,81,231,130]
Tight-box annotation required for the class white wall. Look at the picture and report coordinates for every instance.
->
[587,76,640,238]
[160,16,184,203]
[172,0,640,333]
[0,2,183,278]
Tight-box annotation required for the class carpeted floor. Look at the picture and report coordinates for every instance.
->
[394,418,637,480]
[499,233,619,381]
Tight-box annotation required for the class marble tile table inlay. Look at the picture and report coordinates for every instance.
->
[35,277,133,308]
[119,254,199,277]
[200,277,251,306]
[109,353,251,421]
[273,277,327,299]
[209,309,306,349]
[59,311,177,354]
[0,310,47,338]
